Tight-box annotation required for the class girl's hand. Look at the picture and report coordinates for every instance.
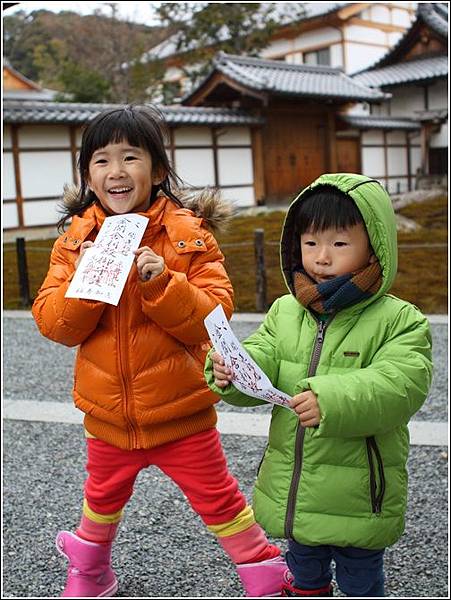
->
[134,246,165,281]
[75,241,94,269]
[212,351,233,388]
[290,390,321,427]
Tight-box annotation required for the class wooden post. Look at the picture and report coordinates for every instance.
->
[16,237,31,307]
[11,125,24,228]
[254,229,267,312]
[251,127,266,205]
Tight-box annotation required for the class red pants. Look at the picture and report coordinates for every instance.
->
[84,428,246,526]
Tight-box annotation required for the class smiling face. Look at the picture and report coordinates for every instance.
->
[87,141,159,215]
[300,222,376,283]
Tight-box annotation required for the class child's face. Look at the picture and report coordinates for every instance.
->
[300,223,376,283]
[87,141,159,215]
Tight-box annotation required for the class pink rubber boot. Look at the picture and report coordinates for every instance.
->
[56,531,118,597]
[236,555,289,597]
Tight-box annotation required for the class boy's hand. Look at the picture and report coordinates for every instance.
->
[212,351,233,388]
[134,246,165,281]
[290,390,321,427]
[75,241,94,269]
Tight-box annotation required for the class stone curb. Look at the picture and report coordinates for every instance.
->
[4,399,448,447]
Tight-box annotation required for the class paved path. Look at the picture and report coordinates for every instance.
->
[2,311,448,598]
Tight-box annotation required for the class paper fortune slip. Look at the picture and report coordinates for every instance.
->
[66,213,149,306]
[204,304,292,410]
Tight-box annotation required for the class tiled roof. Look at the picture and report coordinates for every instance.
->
[2,101,265,126]
[418,3,448,39]
[183,52,387,103]
[352,55,448,88]
[339,114,420,130]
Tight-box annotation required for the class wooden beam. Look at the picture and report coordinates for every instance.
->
[420,124,432,174]
[347,17,407,33]
[337,3,371,20]
[69,125,78,185]
[211,128,219,187]
[251,126,265,204]
[11,124,24,228]
[327,110,337,172]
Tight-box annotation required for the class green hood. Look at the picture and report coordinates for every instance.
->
[280,173,398,302]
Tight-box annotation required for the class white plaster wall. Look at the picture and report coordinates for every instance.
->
[330,43,344,68]
[392,8,415,27]
[288,27,341,52]
[216,127,251,146]
[346,43,388,74]
[410,146,422,174]
[430,121,448,148]
[370,103,391,117]
[362,131,384,144]
[220,186,255,208]
[387,177,409,194]
[3,125,12,148]
[19,151,73,198]
[345,24,387,45]
[370,4,391,23]
[285,52,303,65]
[428,80,448,110]
[19,125,70,148]
[387,31,404,47]
[263,37,292,57]
[174,148,215,187]
[174,127,212,146]
[386,131,407,144]
[23,199,61,227]
[362,147,385,176]
[3,153,16,199]
[387,146,407,176]
[3,203,19,229]
[390,86,425,116]
[217,148,253,186]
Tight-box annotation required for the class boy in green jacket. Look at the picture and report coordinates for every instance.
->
[205,173,433,597]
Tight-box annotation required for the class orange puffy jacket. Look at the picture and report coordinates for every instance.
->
[32,190,234,450]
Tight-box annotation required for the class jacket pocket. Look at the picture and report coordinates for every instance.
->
[365,436,386,514]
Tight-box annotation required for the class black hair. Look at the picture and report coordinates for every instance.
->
[295,185,365,234]
[57,104,183,231]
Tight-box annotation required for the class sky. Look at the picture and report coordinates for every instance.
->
[1,1,164,25]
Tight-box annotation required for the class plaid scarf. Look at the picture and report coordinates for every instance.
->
[293,261,383,314]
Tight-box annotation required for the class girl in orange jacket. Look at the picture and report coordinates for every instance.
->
[32,105,287,598]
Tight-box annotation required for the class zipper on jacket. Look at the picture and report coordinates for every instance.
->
[365,436,386,513]
[284,317,332,539]
[116,300,138,448]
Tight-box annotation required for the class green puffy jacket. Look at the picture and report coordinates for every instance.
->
[205,173,433,550]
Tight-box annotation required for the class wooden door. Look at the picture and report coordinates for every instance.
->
[336,137,361,174]
[263,110,327,201]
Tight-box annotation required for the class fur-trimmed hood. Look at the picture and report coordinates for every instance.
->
[62,184,234,234]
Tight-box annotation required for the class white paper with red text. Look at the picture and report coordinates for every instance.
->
[204,304,292,410]
[65,213,148,306]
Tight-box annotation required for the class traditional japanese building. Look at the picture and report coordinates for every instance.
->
[349,2,448,190]
[181,52,386,203]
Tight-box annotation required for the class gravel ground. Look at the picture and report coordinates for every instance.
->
[3,316,447,422]
[2,421,448,598]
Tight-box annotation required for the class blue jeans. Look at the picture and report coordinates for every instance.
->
[286,540,385,597]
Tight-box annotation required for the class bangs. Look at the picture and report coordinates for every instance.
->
[296,185,364,234]
[85,109,153,153]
